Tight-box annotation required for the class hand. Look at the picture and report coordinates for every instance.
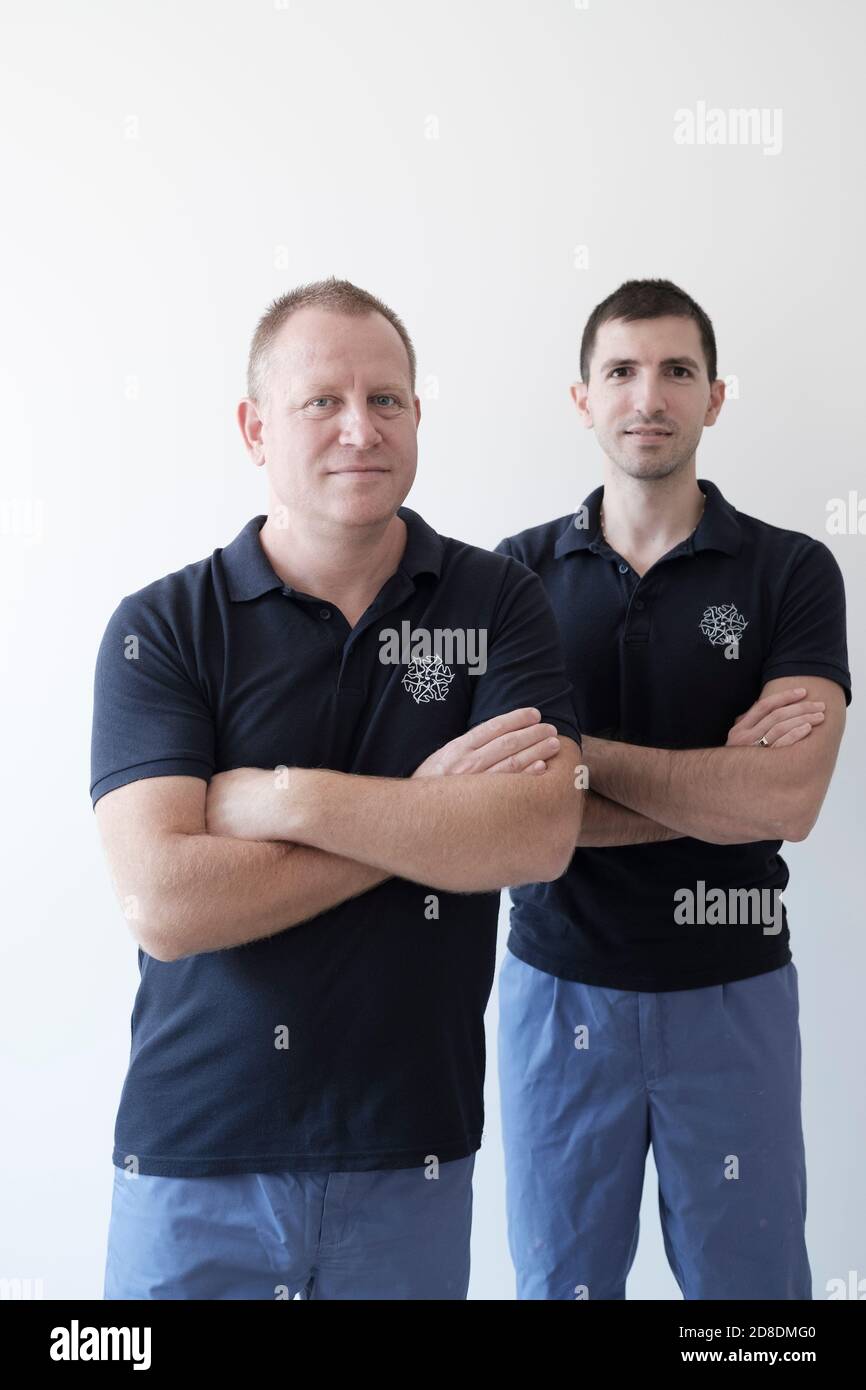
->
[411,707,562,778]
[205,767,282,839]
[726,687,826,749]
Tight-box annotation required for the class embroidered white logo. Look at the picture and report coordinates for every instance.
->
[699,603,748,647]
[402,654,455,704]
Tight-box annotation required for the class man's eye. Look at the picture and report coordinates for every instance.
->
[608,366,692,380]
[307,397,334,408]
[372,394,399,407]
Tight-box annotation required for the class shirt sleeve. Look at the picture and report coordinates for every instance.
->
[469,552,582,748]
[90,591,216,808]
[761,539,852,705]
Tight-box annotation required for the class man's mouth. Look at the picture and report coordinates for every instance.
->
[625,428,672,436]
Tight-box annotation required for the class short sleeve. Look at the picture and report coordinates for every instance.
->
[90,593,216,807]
[469,555,582,748]
[761,540,852,705]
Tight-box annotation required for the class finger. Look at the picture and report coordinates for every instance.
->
[727,706,819,746]
[735,688,810,731]
[736,695,813,733]
[762,712,824,744]
[486,740,560,774]
[771,723,813,748]
[424,709,546,773]
[463,726,559,773]
[486,737,561,774]
[464,708,542,752]
[739,702,824,741]
[752,709,825,744]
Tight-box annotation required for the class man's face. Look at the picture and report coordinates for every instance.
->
[571,315,724,480]
[243,306,420,530]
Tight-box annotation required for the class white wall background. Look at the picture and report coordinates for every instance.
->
[1,0,863,1300]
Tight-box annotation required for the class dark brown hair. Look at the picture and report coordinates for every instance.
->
[580,278,717,384]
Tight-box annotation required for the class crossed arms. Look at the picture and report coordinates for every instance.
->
[580,675,846,847]
[95,677,845,964]
[94,712,583,962]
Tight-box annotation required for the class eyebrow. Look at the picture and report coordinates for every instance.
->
[597,356,702,374]
[299,382,409,396]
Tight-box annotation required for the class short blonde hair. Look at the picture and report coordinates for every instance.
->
[246,276,417,407]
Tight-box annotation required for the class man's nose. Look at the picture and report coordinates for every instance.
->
[339,406,382,448]
[630,374,668,418]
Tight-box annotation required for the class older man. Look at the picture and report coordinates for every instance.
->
[92,278,583,1300]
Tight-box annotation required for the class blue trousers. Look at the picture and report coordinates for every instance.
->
[104,1155,475,1299]
[498,951,811,1300]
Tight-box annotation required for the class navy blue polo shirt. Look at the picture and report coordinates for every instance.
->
[90,506,581,1177]
[496,478,852,992]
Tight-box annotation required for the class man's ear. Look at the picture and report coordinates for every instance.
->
[704,377,726,426]
[570,380,593,429]
[237,398,266,462]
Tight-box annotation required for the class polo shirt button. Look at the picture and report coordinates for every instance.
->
[319,607,331,619]
[618,562,629,574]
[634,599,645,610]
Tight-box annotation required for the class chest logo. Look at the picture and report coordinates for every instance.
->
[402,653,455,704]
[699,602,748,647]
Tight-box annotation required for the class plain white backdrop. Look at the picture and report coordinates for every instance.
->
[1,0,863,1299]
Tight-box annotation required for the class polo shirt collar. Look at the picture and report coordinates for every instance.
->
[222,505,443,603]
[553,476,742,559]
[396,504,444,579]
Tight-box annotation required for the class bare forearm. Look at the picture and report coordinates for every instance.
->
[582,736,796,844]
[283,758,582,890]
[577,790,684,847]
[146,835,389,961]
